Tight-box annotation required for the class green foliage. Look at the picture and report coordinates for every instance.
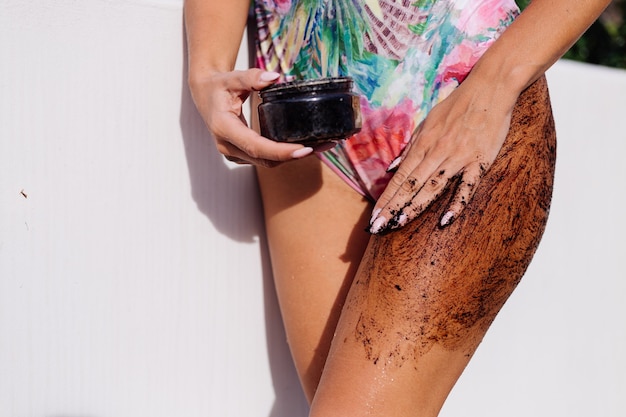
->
[564,3,626,68]
[516,0,626,69]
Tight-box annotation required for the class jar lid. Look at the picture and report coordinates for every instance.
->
[260,76,354,100]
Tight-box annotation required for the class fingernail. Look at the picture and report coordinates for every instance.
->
[260,71,281,82]
[440,211,455,227]
[369,216,387,234]
[369,208,382,226]
[291,147,314,159]
[387,156,402,172]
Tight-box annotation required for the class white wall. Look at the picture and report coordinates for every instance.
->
[0,1,624,416]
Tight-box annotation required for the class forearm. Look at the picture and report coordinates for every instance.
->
[184,0,251,80]
[468,0,610,96]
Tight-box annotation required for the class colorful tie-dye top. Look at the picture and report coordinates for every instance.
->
[254,0,519,201]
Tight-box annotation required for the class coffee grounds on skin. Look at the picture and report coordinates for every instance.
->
[346,76,557,368]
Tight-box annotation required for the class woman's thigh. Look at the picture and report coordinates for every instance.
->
[310,76,557,417]
[256,156,373,402]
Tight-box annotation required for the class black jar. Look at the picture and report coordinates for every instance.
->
[258,77,362,146]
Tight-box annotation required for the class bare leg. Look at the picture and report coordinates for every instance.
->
[257,76,555,414]
[256,156,372,403]
[309,76,557,416]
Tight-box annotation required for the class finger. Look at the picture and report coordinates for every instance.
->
[373,137,427,220]
[220,139,292,168]
[211,71,314,165]
[439,161,488,227]
[224,154,251,165]
[386,122,424,173]
[386,142,410,173]
[371,166,454,234]
[369,148,438,234]
[228,68,280,94]
[209,70,280,117]
[369,170,419,233]
[214,112,313,165]
[374,121,430,214]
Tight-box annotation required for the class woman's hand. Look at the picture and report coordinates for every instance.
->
[369,77,518,234]
[366,0,610,235]
[188,68,314,167]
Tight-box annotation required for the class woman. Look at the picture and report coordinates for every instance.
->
[184,1,609,415]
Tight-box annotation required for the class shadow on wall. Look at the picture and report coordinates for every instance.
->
[178,25,309,417]
[178,47,261,243]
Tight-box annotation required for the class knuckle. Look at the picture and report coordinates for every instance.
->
[400,176,420,193]
[427,176,442,189]
[425,173,449,191]
[389,171,407,187]
[464,162,487,182]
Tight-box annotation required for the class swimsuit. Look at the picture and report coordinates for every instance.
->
[254,0,519,201]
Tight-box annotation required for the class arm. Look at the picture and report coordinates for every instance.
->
[471,0,612,99]
[184,0,250,75]
[369,0,610,234]
[184,0,314,166]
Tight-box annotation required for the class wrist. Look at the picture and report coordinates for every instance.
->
[470,52,537,95]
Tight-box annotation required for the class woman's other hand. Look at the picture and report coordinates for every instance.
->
[188,68,314,167]
[369,77,516,234]
[367,0,610,235]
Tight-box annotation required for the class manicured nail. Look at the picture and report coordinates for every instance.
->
[369,208,382,226]
[260,71,281,82]
[369,216,387,234]
[440,211,455,227]
[387,156,402,172]
[291,147,314,159]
